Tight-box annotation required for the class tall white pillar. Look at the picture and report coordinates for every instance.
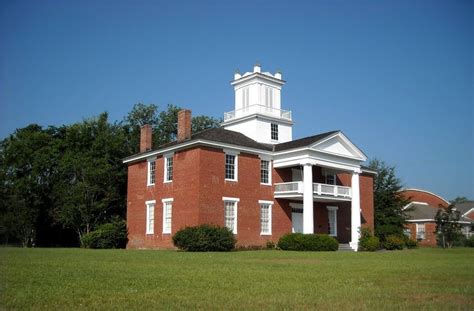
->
[303,164,314,234]
[350,170,361,251]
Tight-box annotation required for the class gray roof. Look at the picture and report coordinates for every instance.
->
[405,204,439,220]
[125,128,345,162]
[406,203,473,223]
[273,131,339,152]
[454,201,474,216]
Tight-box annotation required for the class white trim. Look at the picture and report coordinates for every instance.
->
[260,159,272,186]
[224,153,238,182]
[402,201,429,210]
[162,198,173,234]
[123,139,273,164]
[402,188,450,206]
[222,197,240,202]
[147,159,156,186]
[259,201,273,235]
[223,198,238,234]
[163,154,173,183]
[406,219,434,222]
[223,149,240,156]
[327,206,338,237]
[145,200,156,235]
[462,208,474,217]
[309,131,368,161]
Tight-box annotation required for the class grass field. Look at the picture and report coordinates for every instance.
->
[1,247,473,310]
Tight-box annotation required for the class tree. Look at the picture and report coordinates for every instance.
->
[53,113,128,243]
[368,159,409,240]
[450,196,470,205]
[192,115,222,134]
[0,125,59,246]
[435,205,462,248]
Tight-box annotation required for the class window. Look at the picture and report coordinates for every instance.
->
[271,123,278,141]
[223,197,239,234]
[327,206,338,236]
[326,174,336,185]
[225,153,237,181]
[260,160,270,185]
[416,223,425,240]
[147,159,156,186]
[162,199,173,234]
[145,200,155,234]
[259,201,273,235]
[164,155,173,182]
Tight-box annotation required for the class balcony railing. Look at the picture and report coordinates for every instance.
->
[224,105,292,122]
[313,183,352,198]
[274,182,352,199]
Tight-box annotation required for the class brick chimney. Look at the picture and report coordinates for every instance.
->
[177,109,192,142]
[140,124,152,152]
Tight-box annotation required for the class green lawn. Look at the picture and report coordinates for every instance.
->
[1,248,473,310]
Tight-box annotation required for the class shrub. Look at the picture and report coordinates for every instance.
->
[359,228,380,252]
[277,233,338,251]
[172,225,236,252]
[266,240,276,250]
[383,235,405,250]
[466,236,474,247]
[81,218,127,249]
[360,236,380,252]
[404,238,418,249]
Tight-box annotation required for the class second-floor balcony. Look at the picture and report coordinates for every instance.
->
[274,182,352,201]
[223,105,292,122]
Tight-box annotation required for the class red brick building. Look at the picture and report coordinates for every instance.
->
[400,189,473,246]
[124,65,376,251]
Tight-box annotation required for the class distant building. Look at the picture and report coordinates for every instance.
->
[123,64,375,251]
[400,189,473,246]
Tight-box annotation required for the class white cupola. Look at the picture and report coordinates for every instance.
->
[222,64,293,144]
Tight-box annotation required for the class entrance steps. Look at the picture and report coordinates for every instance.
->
[338,243,355,252]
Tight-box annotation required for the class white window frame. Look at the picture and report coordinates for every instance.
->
[259,200,273,235]
[223,197,239,234]
[416,223,425,240]
[163,153,173,183]
[162,198,173,234]
[325,173,336,185]
[260,158,272,185]
[147,157,156,186]
[327,206,338,237]
[224,150,239,182]
[271,123,278,141]
[145,200,156,234]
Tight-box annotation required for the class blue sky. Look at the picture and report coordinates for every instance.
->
[1,0,472,200]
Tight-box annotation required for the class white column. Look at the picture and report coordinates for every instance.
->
[350,170,361,251]
[303,164,314,234]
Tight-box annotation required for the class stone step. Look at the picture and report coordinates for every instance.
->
[338,244,355,252]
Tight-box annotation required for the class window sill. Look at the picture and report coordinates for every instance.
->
[147,183,155,187]
[163,180,173,184]
[260,183,272,186]
[225,179,238,182]
[146,232,154,235]
[162,232,171,235]
[260,233,272,236]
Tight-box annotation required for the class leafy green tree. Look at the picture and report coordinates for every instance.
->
[192,115,222,134]
[368,159,409,241]
[450,196,470,205]
[435,205,462,248]
[0,125,59,246]
[53,113,128,243]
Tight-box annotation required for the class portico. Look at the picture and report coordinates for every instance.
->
[272,130,369,251]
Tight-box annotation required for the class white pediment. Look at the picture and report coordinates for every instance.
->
[310,132,367,161]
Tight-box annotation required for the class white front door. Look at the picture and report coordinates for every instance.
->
[292,212,303,233]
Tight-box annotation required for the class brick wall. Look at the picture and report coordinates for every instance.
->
[126,146,375,248]
[406,222,438,247]
[400,190,449,208]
